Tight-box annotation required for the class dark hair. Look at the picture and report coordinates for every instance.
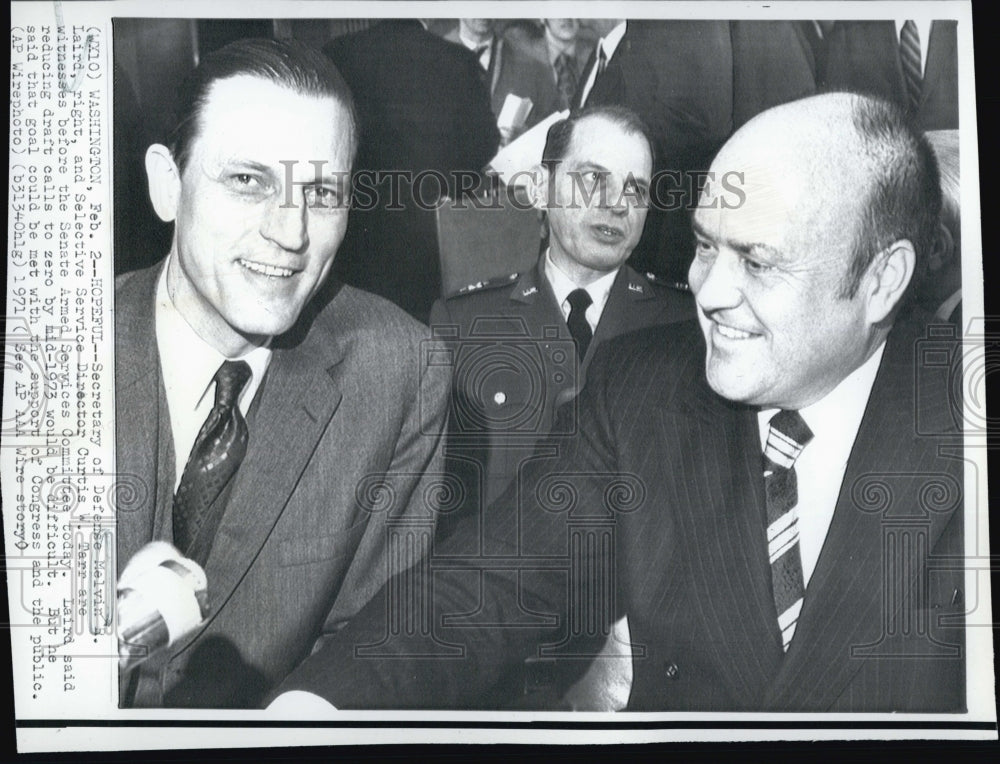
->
[541,104,654,169]
[842,95,942,299]
[167,38,358,174]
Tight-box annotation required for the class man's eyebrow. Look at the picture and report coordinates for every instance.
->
[221,158,272,174]
[691,219,782,260]
[567,161,610,173]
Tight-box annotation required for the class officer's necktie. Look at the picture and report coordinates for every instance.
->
[173,360,252,556]
[900,20,923,112]
[566,288,593,360]
[763,409,813,652]
[554,52,578,109]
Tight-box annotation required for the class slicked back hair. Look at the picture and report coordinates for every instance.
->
[167,37,358,175]
[541,104,654,171]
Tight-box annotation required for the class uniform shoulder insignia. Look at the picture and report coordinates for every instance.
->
[645,272,691,293]
[453,272,521,297]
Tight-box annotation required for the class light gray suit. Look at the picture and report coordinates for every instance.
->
[115,261,450,707]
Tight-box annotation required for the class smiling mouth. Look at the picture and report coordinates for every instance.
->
[713,322,757,340]
[238,259,296,278]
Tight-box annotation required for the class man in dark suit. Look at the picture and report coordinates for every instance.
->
[508,19,595,111]
[115,39,449,708]
[323,20,500,323]
[275,92,965,713]
[444,19,562,141]
[822,20,958,131]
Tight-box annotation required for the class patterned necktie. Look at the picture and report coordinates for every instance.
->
[566,288,593,360]
[900,20,923,112]
[763,409,813,652]
[173,360,252,556]
[554,52,578,109]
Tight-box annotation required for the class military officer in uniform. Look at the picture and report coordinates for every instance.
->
[430,105,692,536]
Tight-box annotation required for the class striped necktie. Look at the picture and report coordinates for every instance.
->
[900,20,923,112]
[763,409,813,652]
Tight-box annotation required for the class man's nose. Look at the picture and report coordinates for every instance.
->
[690,252,742,312]
[607,181,629,217]
[260,191,310,252]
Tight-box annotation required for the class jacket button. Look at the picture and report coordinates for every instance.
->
[664,661,679,679]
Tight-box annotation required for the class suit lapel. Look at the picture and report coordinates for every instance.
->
[489,37,504,98]
[763,322,961,709]
[168,302,347,656]
[921,21,954,108]
[661,372,783,706]
[115,264,165,571]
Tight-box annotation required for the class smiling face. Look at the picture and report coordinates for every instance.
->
[155,74,353,356]
[688,128,881,410]
[542,115,651,285]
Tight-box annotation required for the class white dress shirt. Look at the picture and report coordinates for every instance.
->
[154,259,272,489]
[576,20,627,107]
[543,248,620,333]
[757,342,886,587]
[895,19,932,77]
[457,30,494,72]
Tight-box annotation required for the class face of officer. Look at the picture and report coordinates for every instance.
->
[536,114,652,286]
[145,74,354,357]
[688,95,915,411]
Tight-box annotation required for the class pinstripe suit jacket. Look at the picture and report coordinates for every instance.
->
[280,313,966,712]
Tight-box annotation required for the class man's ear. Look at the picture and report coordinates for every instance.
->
[928,222,955,272]
[145,144,181,223]
[526,162,550,211]
[864,239,916,323]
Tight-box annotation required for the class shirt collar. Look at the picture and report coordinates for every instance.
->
[155,256,272,415]
[543,247,620,315]
[458,29,493,52]
[757,342,887,451]
[600,21,628,61]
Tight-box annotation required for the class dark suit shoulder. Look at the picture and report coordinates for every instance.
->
[587,318,706,404]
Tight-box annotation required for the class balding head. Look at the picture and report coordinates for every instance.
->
[689,93,940,410]
[710,93,941,298]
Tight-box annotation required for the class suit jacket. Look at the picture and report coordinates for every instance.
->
[443,30,562,130]
[506,30,594,111]
[428,260,693,539]
[577,21,734,284]
[115,262,450,708]
[283,313,965,712]
[822,21,959,131]
[324,20,500,323]
[730,21,818,129]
